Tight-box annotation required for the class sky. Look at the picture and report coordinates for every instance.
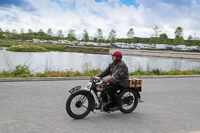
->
[0,0,200,39]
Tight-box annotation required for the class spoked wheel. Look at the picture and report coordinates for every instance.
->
[119,89,138,113]
[66,91,92,119]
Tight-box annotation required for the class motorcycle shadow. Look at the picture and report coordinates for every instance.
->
[68,111,143,121]
[99,111,143,119]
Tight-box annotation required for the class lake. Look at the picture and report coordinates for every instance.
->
[0,48,200,73]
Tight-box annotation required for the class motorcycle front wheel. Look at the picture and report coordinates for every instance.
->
[66,91,93,119]
[119,89,138,113]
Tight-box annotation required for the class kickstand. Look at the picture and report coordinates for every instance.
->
[139,99,144,103]
[91,110,96,114]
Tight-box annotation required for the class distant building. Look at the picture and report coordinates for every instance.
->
[155,44,168,50]
[32,39,40,43]
[190,46,199,50]
[176,45,187,50]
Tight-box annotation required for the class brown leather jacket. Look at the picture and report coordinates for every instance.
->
[99,60,129,88]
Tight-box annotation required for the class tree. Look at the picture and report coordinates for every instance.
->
[152,26,161,38]
[127,28,134,38]
[27,29,34,40]
[57,29,64,39]
[159,33,168,44]
[4,29,10,39]
[10,29,18,39]
[93,37,97,42]
[82,29,89,42]
[175,27,183,37]
[47,28,53,36]
[37,29,46,39]
[47,28,53,40]
[67,29,76,41]
[108,29,116,43]
[188,35,193,40]
[187,35,193,46]
[0,28,4,38]
[174,27,184,45]
[149,37,160,44]
[96,28,103,43]
[20,29,25,40]
[150,26,161,44]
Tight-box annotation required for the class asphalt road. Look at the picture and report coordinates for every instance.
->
[0,78,200,133]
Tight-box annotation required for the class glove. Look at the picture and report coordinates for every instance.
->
[102,79,109,84]
[102,77,115,84]
[107,76,115,84]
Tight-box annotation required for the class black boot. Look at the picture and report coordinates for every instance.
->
[110,105,119,111]
[109,97,120,111]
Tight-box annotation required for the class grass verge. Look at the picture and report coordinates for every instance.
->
[1,65,200,78]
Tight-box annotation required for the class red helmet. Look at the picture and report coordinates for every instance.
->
[111,50,122,60]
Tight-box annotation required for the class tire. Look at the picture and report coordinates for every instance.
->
[119,89,138,113]
[66,91,93,119]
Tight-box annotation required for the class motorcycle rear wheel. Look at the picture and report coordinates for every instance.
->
[66,91,92,119]
[119,89,138,113]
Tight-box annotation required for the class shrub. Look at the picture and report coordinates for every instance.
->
[160,71,167,75]
[129,70,146,76]
[152,68,161,75]
[12,65,30,76]
[167,70,179,75]
[179,71,193,75]
[36,73,46,77]
[0,70,13,77]
[50,73,61,77]
[72,71,83,76]
[17,74,32,77]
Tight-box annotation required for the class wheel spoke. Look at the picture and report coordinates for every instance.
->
[81,96,87,103]
[120,91,136,110]
[82,104,88,109]
[69,94,89,115]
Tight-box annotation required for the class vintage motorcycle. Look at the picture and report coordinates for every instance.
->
[66,77,142,119]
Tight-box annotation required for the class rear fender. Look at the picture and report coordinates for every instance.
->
[71,89,95,111]
[128,87,141,100]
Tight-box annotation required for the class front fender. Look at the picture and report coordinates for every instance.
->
[71,89,95,111]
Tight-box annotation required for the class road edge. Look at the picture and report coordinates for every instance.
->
[0,75,200,82]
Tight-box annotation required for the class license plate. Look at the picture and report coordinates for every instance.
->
[69,86,81,93]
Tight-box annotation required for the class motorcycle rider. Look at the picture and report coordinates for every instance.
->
[96,50,129,111]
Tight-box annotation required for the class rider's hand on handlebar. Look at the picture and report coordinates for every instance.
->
[102,77,115,84]
[95,74,101,77]
[102,79,109,84]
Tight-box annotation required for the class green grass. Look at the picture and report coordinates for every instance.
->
[33,43,109,52]
[0,39,19,47]
[1,67,200,78]
[33,43,67,51]
[0,39,109,53]
[7,44,49,52]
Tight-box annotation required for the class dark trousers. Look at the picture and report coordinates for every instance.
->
[107,82,125,106]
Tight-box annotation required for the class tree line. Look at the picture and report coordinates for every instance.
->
[0,26,200,46]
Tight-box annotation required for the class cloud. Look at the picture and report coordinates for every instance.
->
[0,9,19,23]
[0,0,200,39]
[0,0,36,11]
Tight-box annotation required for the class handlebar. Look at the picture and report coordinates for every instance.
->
[90,76,102,83]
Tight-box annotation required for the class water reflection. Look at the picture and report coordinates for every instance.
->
[0,49,200,73]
